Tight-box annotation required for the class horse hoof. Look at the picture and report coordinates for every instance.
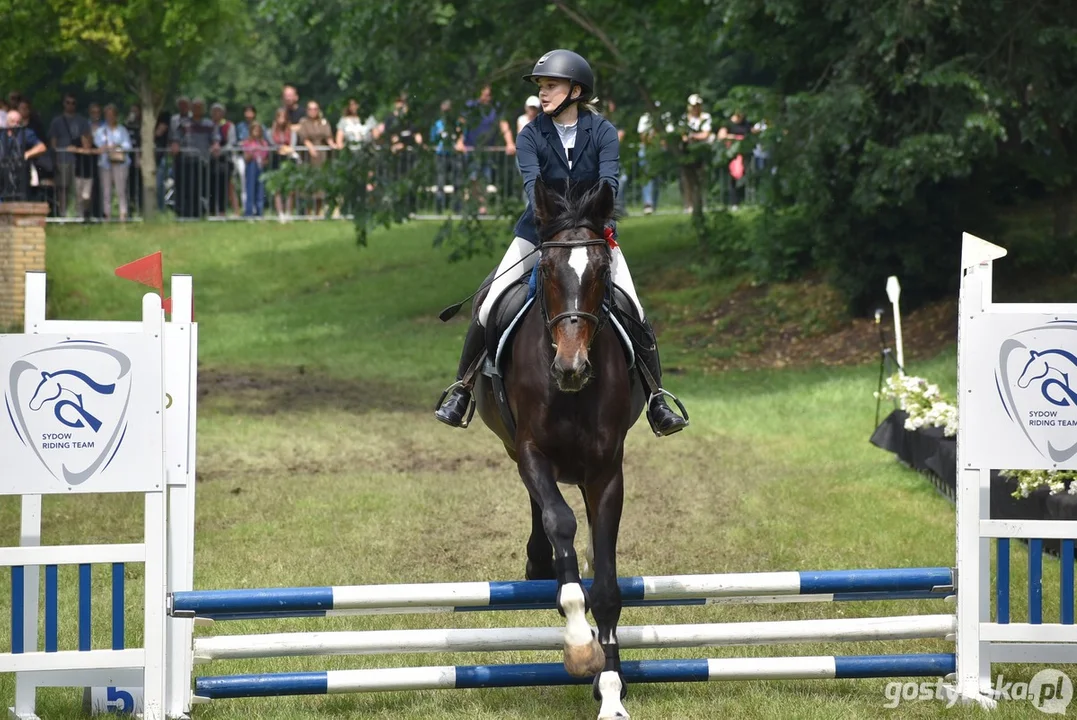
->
[564,636,605,677]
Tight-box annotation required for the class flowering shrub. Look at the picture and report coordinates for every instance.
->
[876,374,958,437]
[999,469,1077,499]
[876,373,1075,498]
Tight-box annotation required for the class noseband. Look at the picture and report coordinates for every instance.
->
[538,237,612,347]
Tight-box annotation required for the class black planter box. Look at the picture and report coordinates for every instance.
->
[871,409,1076,561]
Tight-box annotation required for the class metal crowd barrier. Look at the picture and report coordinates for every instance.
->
[23,145,768,223]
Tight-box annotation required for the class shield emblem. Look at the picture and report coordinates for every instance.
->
[996,320,1077,463]
[6,340,133,485]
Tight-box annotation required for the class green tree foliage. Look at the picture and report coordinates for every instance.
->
[9,0,1077,312]
[717,0,1077,310]
[0,2,62,94]
[254,0,742,257]
[62,0,245,220]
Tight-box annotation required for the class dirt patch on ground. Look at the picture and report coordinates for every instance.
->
[657,278,957,373]
[197,366,424,415]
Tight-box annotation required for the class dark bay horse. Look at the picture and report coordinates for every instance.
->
[473,180,646,719]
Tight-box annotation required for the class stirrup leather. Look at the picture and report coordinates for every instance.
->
[645,388,690,437]
[435,380,477,428]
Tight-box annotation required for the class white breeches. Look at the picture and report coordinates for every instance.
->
[478,237,537,327]
[610,243,645,322]
[477,236,645,327]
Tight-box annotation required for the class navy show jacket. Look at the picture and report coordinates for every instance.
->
[513,110,620,246]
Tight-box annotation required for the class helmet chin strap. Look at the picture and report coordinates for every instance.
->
[550,81,581,120]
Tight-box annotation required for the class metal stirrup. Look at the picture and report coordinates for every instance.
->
[646,388,689,436]
[435,380,477,428]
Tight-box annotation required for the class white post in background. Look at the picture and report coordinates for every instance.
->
[885,276,904,372]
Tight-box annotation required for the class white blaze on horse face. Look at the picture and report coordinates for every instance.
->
[569,246,589,287]
[569,246,589,312]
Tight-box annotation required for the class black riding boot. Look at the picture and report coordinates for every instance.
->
[636,320,689,437]
[434,318,487,428]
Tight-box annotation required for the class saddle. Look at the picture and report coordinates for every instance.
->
[473,266,641,439]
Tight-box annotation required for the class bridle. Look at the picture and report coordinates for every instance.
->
[537,236,612,350]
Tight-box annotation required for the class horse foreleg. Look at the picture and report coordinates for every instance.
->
[518,445,603,677]
[580,488,595,578]
[587,470,629,719]
[525,497,555,580]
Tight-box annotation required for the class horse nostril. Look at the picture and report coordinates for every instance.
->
[582,360,593,376]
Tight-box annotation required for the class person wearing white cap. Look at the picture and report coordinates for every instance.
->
[517,95,541,135]
[680,93,712,214]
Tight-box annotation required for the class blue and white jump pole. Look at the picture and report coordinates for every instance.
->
[194,654,958,700]
[170,567,955,619]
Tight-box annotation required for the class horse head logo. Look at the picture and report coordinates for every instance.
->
[1016,349,1077,407]
[27,369,115,432]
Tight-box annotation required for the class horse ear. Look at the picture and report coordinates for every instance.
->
[590,182,616,224]
[532,179,555,227]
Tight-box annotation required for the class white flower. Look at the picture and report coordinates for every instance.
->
[1003,468,1077,498]
[879,373,960,436]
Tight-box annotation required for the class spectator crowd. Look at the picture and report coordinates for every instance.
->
[0,83,767,222]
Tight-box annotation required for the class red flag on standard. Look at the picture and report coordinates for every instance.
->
[114,251,164,294]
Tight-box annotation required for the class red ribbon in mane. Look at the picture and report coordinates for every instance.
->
[604,226,618,249]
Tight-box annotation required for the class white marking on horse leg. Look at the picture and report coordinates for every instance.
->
[597,671,630,719]
[560,582,604,676]
[560,582,591,648]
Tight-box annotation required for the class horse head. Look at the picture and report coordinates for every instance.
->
[28,371,63,411]
[1018,350,1051,389]
[532,179,615,392]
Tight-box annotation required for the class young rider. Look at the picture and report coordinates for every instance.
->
[434,49,688,436]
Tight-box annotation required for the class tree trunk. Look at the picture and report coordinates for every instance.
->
[139,69,159,222]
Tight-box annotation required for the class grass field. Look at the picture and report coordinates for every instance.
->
[0,217,1066,719]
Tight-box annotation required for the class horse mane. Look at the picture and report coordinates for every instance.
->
[537,181,619,243]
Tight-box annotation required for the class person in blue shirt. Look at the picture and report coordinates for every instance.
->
[434,49,688,437]
[430,99,458,213]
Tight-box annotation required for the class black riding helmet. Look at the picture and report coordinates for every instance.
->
[523,49,594,118]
